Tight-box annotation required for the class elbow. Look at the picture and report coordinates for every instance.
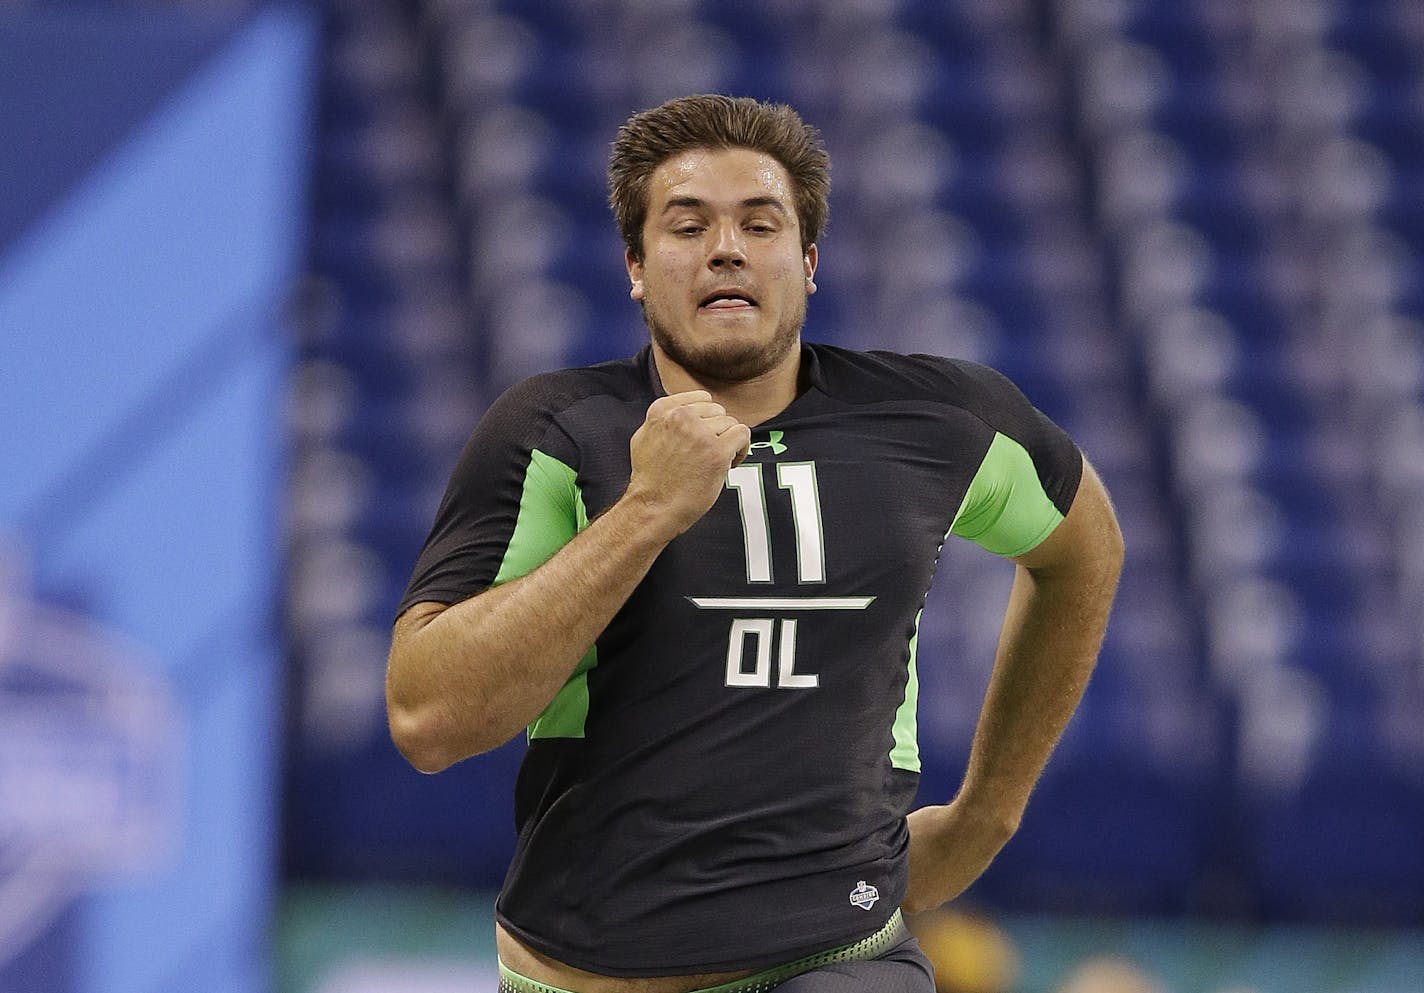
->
[387,690,508,773]
[387,700,465,774]
[989,806,1024,847]
[1086,499,1126,591]
[384,605,512,770]
[1107,499,1126,558]
[388,707,451,774]
[1098,476,1127,574]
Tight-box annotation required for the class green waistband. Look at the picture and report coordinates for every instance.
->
[498,909,906,993]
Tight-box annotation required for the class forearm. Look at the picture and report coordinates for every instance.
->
[387,491,672,771]
[958,545,1121,818]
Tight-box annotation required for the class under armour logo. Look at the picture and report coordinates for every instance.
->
[747,430,788,455]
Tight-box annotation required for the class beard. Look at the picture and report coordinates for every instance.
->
[641,294,806,384]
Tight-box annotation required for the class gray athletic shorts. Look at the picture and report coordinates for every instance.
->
[772,933,935,992]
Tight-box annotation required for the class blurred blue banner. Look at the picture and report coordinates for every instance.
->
[0,4,315,992]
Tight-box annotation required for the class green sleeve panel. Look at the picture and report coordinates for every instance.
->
[951,431,1070,558]
[491,448,596,740]
[896,432,1071,770]
[889,608,923,773]
[492,449,589,586]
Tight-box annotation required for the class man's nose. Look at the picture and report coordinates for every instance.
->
[708,222,747,268]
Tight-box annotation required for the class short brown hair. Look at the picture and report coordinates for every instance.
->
[609,94,830,260]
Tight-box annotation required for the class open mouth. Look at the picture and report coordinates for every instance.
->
[699,290,758,311]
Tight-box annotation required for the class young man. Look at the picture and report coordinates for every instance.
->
[387,95,1124,993]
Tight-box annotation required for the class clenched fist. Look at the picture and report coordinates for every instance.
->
[624,391,751,541]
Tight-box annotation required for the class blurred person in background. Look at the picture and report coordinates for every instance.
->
[908,908,1020,993]
[386,94,1123,993]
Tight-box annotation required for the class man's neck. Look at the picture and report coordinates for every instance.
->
[651,342,804,428]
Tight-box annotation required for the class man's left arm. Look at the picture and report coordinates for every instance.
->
[903,455,1124,914]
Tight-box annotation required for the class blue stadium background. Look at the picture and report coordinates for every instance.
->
[284,0,1424,921]
[3,1,1423,991]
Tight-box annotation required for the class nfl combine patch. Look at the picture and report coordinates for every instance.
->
[849,880,880,910]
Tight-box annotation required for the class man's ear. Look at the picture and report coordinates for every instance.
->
[804,243,818,295]
[626,247,645,301]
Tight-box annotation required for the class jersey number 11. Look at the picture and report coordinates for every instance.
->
[721,462,825,689]
[725,462,825,585]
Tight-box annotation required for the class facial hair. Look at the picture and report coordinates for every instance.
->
[641,292,807,384]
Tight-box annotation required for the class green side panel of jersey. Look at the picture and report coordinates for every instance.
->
[889,608,923,772]
[950,432,1066,557]
[491,449,595,741]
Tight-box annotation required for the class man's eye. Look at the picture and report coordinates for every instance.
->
[675,225,704,235]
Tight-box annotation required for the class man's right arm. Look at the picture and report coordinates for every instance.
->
[386,391,750,773]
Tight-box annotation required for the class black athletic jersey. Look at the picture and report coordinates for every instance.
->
[397,343,1082,975]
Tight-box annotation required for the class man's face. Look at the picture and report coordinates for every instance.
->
[627,147,818,383]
